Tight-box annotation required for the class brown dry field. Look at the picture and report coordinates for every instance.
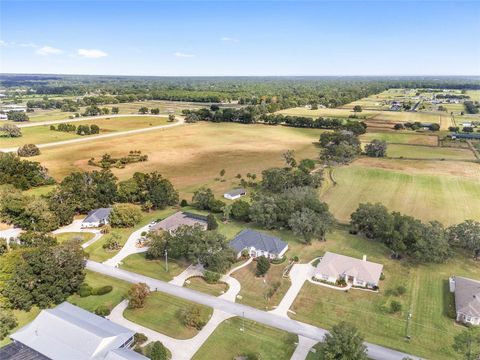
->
[36,123,323,197]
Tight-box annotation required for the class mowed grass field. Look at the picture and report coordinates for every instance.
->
[276,107,378,119]
[1,116,168,147]
[359,132,438,146]
[322,158,480,225]
[192,317,297,360]
[35,122,323,198]
[386,144,475,160]
[289,229,480,360]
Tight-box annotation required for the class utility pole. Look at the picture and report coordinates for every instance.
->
[165,249,168,272]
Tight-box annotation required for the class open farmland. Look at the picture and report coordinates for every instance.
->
[359,132,439,146]
[385,144,475,160]
[34,122,324,198]
[322,158,480,225]
[276,107,379,119]
[0,116,168,147]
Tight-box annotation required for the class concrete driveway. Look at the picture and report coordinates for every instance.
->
[87,260,422,360]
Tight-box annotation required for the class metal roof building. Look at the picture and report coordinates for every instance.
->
[5,302,147,360]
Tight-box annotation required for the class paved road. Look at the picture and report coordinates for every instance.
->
[0,116,185,153]
[87,261,422,360]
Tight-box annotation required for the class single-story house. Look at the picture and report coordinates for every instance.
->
[0,302,147,360]
[450,276,480,326]
[150,211,208,233]
[223,188,247,200]
[0,113,7,119]
[314,252,383,288]
[229,229,288,259]
[82,207,112,228]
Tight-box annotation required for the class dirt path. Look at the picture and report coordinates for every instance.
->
[0,116,185,153]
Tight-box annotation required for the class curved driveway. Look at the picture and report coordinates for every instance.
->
[87,260,422,360]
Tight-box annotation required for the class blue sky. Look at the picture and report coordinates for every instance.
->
[1,1,479,76]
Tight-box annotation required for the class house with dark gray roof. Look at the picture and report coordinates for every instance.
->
[150,211,208,233]
[223,188,247,200]
[82,207,112,228]
[2,302,147,360]
[229,229,288,259]
[450,276,480,326]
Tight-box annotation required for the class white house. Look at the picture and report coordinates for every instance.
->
[81,207,112,228]
[1,104,27,112]
[314,252,383,289]
[223,188,247,200]
[450,276,480,326]
[1,302,147,360]
[229,229,288,260]
[0,113,7,119]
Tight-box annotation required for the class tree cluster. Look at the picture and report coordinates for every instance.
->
[0,123,22,137]
[319,130,362,164]
[0,153,54,190]
[88,151,148,170]
[350,203,479,263]
[17,144,40,157]
[146,225,235,273]
[7,112,29,122]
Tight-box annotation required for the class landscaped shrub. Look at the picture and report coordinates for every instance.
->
[180,199,188,207]
[206,214,218,230]
[94,305,110,316]
[335,279,347,287]
[127,283,150,309]
[390,300,402,313]
[91,285,113,296]
[17,144,40,157]
[203,270,221,284]
[256,256,271,277]
[148,341,169,360]
[271,256,286,265]
[79,284,92,297]
[133,332,148,346]
[380,273,385,281]
[292,255,299,262]
[180,305,205,330]
[396,285,406,295]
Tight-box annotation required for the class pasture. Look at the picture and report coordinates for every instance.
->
[1,116,168,147]
[385,144,475,160]
[290,228,480,360]
[34,122,323,198]
[359,132,438,146]
[322,158,480,225]
[276,107,379,119]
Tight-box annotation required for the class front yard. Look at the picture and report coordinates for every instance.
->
[192,317,297,360]
[123,292,213,339]
[184,277,229,296]
[120,252,188,282]
[55,232,94,244]
[68,270,131,313]
[289,230,480,360]
[231,261,290,310]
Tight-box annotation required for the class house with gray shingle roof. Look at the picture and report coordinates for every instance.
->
[150,211,208,233]
[314,252,383,289]
[229,229,288,259]
[82,208,112,228]
[450,276,480,326]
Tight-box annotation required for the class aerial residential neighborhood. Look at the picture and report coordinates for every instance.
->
[0,1,479,360]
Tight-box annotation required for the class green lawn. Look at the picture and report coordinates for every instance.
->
[2,116,169,148]
[0,308,41,347]
[192,317,297,360]
[68,270,131,313]
[386,144,475,160]
[231,261,291,310]
[360,132,438,146]
[290,229,480,360]
[85,208,175,262]
[120,252,188,282]
[184,277,229,297]
[323,159,480,225]
[123,292,213,339]
[54,232,94,244]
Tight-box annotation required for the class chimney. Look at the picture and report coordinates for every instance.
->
[362,255,367,262]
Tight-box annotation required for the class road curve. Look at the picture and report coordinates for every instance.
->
[0,116,185,153]
[86,260,422,360]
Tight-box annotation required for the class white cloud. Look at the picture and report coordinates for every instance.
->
[174,52,195,58]
[77,48,108,58]
[221,36,239,43]
[36,46,63,55]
